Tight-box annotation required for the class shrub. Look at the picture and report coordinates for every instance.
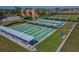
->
[24,16,32,20]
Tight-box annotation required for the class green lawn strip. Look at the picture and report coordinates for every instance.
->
[36,22,70,52]
[52,14,79,21]
[0,35,28,52]
[8,23,23,27]
[36,32,61,52]
[0,19,25,27]
[0,22,12,26]
[0,22,23,28]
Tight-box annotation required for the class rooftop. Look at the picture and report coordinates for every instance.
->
[0,26,35,42]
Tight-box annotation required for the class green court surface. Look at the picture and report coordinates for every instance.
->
[11,23,55,41]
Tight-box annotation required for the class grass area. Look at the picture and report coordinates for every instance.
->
[8,22,23,27]
[0,35,28,52]
[0,22,13,26]
[0,19,26,27]
[52,14,79,21]
[60,23,79,52]
[36,22,72,52]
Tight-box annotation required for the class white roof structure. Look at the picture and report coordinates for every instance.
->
[0,26,35,42]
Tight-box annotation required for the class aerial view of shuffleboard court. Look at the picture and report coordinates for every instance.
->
[0,19,65,51]
[0,6,79,52]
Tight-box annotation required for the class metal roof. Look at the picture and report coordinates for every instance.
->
[0,26,35,42]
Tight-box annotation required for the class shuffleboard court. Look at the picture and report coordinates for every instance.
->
[10,19,65,47]
[0,19,65,51]
[11,23,55,41]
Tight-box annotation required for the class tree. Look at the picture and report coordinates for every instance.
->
[15,7,22,16]
[38,8,48,18]
[54,8,60,13]
[0,9,6,22]
[24,16,32,20]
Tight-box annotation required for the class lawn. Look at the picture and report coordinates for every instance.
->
[0,22,13,26]
[36,22,72,52]
[60,23,79,52]
[0,35,28,52]
[52,14,79,21]
[0,19,26,27]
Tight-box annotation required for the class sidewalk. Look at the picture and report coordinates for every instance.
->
[56,22,77,52]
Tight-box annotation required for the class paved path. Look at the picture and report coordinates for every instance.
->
[56,23,77,52]
[60,23,79,51]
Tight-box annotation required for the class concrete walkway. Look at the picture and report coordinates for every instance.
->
[56,22,77,52]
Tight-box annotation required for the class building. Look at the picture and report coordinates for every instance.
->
[0,26,37,46]
[21,9,39,19]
